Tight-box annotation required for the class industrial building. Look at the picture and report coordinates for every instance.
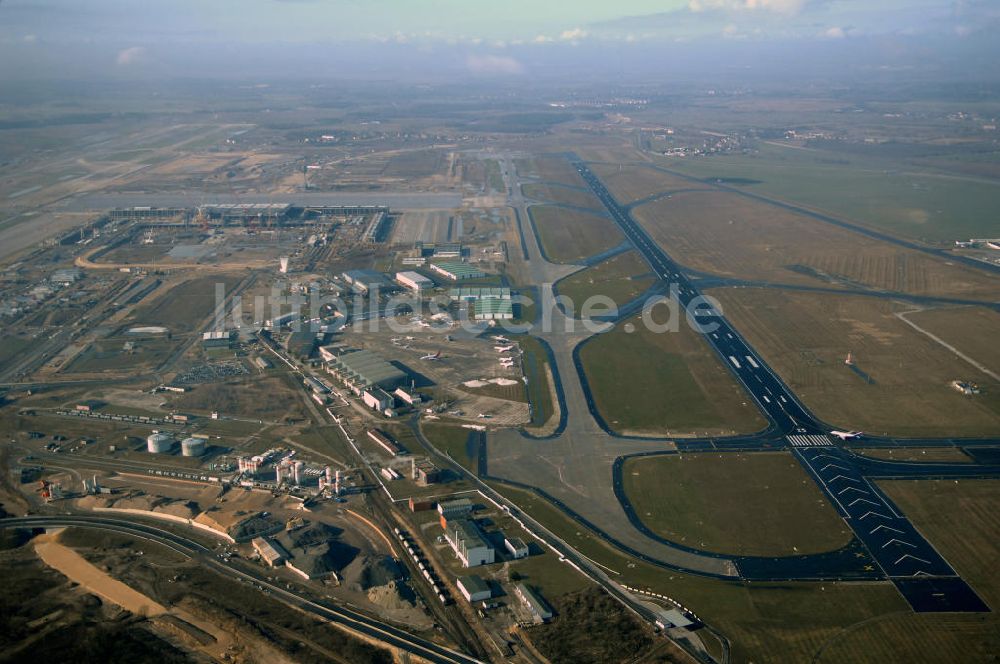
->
[456,575,492,603]
[448,286,511,301]
[474,298,514,320]
[395,271,433,292]
[393,386,422,406]
[504,536,529,560]
[284,330,318,358]
[367,429,403,456]
[50,268,82,285]
[363,387,396,413]
[415,241,462,258]
[325,348,406,394]
[438,498,474,521]
[429,261,486,281]
[411,458,442,486]
[341,269,394,296]
[252,536,290,567]
[444,519,494,568]
[515,583,553,623]
[201,329,236,349]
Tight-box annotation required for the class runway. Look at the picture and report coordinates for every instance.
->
[572,159,997,611]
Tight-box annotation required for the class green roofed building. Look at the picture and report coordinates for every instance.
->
[475,298,513,320]
[448,287,511,301]
[325,348,406,395]
[430,261,486,281]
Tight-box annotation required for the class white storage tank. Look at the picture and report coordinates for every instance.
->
[146,432,174,454]
[180,437,206,457]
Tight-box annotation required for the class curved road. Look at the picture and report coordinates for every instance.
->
[0,514,483,664]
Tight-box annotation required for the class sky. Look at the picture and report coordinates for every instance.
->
[1,0,998,81]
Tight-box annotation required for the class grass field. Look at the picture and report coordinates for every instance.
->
[488,481,913,664]
[518,335,556,428]
[812,479,1000,663]
[655,141,1000,242]
[522,156,588,188]
[854,447,972,463]
[169,375,307,421]
[555,251,656,314]
[62,335,179,374]
[623,452,853,556]
[589,163,710,204]
[421,421,477,471]
[128,275,241,334]
[578,314,766,436]
[711,288,1000,436]
[904,306,1000,373]
[521,182,603,210]
[631,189,1000,300]
[529,206,623,264]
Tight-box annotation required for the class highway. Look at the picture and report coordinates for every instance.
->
[0,514,483,664]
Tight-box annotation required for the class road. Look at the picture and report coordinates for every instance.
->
[0,514,483,664]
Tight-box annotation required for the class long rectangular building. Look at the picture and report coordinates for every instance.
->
[325,348,406,394]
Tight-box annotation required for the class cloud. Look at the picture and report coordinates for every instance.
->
[115,46,145,66]
[689,0,809,14]
[559,27,589,42]
[465,54,523,75]
[533,34,553,43]
[823,26,846,38]
[23,34,38,44]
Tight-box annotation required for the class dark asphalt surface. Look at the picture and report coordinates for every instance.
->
[571,159,997,611]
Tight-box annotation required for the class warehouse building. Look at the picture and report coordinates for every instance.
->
[367,429,403,456]
[515,583,553,623]
[325,348,406,394]
[444,519,494,568]
[411,458,442,486]
[252,536,290,567]
[475,298,513,320]
[456,575,493,603]
[438,498,474,521]
[429,261,486,281]
[201,329,236,349]
[395,271,433,292]
[415,241,463,258]
[448,286,511,301]
[504,536,529,560]
[362,387,396,413]
[342,269,394,295]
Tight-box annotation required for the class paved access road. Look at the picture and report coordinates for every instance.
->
[0,514,483,664]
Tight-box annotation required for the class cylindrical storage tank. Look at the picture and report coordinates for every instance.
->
[181,437,206,457]
[147,432,173,454]
[293,461,304,485]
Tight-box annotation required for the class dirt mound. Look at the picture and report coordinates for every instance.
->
[367,580,415,611]
[341,554,403,592]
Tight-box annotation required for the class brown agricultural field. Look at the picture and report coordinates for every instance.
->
[711,288,1000,436]
[633,190,1000,300]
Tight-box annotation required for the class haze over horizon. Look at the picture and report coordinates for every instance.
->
[1,0,999,83]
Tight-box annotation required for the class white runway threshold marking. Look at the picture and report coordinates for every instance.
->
[787,434,834,447]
